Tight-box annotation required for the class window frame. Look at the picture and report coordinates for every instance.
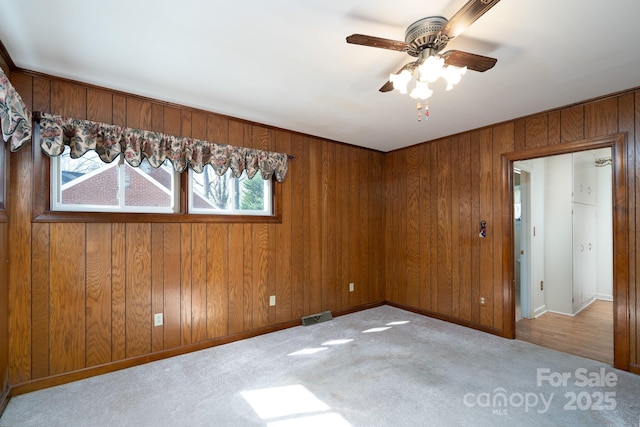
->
[50,148,181,214]
[32,143,281,223]
[187,168,273,216]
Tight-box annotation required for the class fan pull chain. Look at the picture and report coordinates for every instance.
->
[416,102,430,122]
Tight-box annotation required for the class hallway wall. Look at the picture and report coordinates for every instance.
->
[544,154,573,315]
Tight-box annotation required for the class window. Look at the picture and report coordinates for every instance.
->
[51,146,180,213]
[188,166,272,216]
[48,147,275,219]
[35,113,285,222]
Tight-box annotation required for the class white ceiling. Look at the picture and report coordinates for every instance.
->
[1,0,639,152]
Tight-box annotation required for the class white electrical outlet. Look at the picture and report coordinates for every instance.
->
[349,282,354,292]
[154,313,163,327]
[269,295,276,306]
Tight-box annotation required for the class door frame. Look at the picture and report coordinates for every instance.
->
[501,133,629,371]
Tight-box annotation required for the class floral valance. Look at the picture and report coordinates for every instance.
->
[37,112,290,182]
[0,67,32,152]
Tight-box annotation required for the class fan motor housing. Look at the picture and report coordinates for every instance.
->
[405,16,449,56]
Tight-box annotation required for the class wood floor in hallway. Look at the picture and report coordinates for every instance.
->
[516,299,613,365]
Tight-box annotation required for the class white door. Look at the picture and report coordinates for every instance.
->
[572,202,597,312]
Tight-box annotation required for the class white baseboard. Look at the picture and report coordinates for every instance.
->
[531,297,611,319]
[572,297,596,315]
[533,304,547,318]
[546,309,575,317]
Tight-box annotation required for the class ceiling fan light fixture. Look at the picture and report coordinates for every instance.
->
[410,81,433,100]
[406,53,467,96]
[390,69,412,94]
[418,55,445,83]
[346,0,502,121]
[443,65,467,90]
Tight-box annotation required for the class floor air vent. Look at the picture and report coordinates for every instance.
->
[301,311,333,326]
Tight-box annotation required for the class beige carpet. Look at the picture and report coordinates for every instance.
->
[1,305,639,426]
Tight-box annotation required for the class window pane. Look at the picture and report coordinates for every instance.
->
[59,149,119,207]
[52,146,179,213]
[191,167,233,211]
[189,166,272,215]
[240,172,266,210]
[124,162,174,208]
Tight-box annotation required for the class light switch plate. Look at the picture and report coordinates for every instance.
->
[154,313,163,326]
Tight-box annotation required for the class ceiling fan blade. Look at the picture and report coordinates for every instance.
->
[379,62,418,92]
[379,81,395,93]
[441,0,501,40]
[346,34,408,52]
[441,50,497,72]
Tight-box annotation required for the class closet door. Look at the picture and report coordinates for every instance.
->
[573,155,596,205]
[572,202,597,312]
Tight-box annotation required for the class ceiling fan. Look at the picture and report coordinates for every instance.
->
[346,0,501,100]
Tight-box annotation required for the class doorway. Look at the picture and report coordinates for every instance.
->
[512,149,613,363]
[500,133,630,371]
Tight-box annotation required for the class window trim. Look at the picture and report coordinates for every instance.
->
[50,149,181,214]
[32,143,281,223]
[187,168,273,216]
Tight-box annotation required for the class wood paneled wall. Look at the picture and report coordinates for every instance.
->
[5,67,640,392]
[7,71,385,387]
[385,90,640,372]
[0,51,9,76]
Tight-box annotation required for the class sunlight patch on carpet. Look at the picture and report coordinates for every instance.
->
[362,326,391,333]
[387,321,410,325]
[241,384,350,426]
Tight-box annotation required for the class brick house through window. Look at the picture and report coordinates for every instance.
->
[60,160,174,209]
